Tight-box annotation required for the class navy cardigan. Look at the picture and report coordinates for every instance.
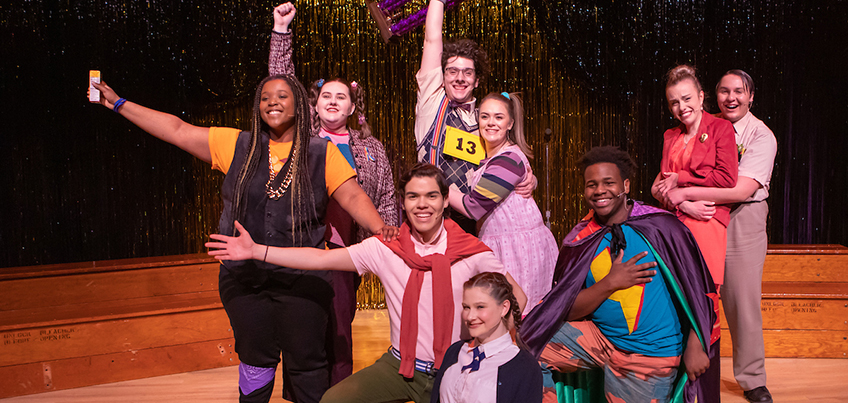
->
[431,339,543,403]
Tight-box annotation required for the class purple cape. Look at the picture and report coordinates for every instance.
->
[518,201,719,403]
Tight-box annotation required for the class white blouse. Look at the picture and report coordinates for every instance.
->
[439,332,520,403]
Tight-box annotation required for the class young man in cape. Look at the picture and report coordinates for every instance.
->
[208,162,527,403]
[415,0,536,233]
[518,146,720,403]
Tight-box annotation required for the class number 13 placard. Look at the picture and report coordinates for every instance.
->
[442,126,485,165]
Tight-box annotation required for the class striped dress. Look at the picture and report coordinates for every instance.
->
[462,144,558,315]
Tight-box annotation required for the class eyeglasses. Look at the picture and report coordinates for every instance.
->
[444,67,476,78]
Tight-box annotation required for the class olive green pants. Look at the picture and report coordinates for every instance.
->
[319,351,435,403]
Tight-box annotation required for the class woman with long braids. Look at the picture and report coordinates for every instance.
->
[431,272,543,403]
[269,3,400,386]
[90,74,396,403]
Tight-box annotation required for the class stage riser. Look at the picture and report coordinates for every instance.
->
[0,337,236,399]
[0,309,232,366]
[719,244,847,359]
[719,299,848,332]
[717,301,848,358]
[763,255,848,282]
[719,298,848,358]
[0,246,844,399]
[0,255,235,399]
[1,291,222,333]
[1,263,219,312]
[719,330,848,359]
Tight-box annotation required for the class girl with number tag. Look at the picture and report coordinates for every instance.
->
[447,92,557,316]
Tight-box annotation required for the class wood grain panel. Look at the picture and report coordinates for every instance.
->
[0,254,216,281]
[762,255,848,282]
[720,329,848,358]
[0,308,232,366]
[719,298,848,331]
[767,244,848,254]
[0,338,236,399]
[0,291,223,331]
[0,263,220,312]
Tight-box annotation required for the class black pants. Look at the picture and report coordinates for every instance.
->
[219,270,334,403]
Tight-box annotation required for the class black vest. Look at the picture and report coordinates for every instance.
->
[218,131,330,288]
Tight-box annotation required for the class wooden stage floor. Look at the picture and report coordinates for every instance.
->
[2,310,845,403]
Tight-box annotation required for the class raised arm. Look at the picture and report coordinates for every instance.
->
[269,3,296,77]
[207,221,357,271]
[420,0,446,73]
[90,80,212,163]
[333,178,399,241]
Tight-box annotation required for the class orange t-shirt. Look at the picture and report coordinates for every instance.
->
[208,127,356,195]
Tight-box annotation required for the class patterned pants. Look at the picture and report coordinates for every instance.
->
[540,321,680,403]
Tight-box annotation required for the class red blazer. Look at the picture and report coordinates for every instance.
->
[660,112,739,226]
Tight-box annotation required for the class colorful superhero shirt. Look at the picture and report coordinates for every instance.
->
[583,224,683,356]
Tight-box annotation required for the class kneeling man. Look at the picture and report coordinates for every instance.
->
[519,146,719,403]
[208,162,526,403]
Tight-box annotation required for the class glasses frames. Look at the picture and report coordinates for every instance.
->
[444,67,476,78]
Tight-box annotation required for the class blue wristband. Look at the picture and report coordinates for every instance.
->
[113,98,127,113]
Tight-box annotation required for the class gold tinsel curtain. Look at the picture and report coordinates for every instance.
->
[183,0,634,307]
[184,1,630,307]
[4,0,847,273]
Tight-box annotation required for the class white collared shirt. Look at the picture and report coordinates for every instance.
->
[440,332,520,403]
[346,222,507,362]
[730,112,777,202]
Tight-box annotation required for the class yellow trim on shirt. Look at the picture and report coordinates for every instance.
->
[207,126,356,195]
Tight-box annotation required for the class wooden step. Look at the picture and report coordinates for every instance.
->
[0,291,223,333]
[0,338,236,398]
[719,329,848,359]
[763,244,848,283]
[0,254,219,312]
[719,243,848,359]
[0,254,235,399]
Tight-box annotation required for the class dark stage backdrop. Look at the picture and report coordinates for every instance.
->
[1,0,846,268]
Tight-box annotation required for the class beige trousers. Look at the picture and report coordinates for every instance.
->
[723,200,769,390]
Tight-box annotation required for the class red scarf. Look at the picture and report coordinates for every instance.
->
[380,218,491,378]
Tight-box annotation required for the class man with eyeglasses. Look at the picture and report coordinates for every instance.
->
[414,0,536,234]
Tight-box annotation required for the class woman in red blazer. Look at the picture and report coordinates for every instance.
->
[652,65,738,288]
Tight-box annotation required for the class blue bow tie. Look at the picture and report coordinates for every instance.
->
[448,100,473,113]
[461,346,486,372]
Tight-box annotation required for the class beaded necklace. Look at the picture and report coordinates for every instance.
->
[265,142,298,200]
